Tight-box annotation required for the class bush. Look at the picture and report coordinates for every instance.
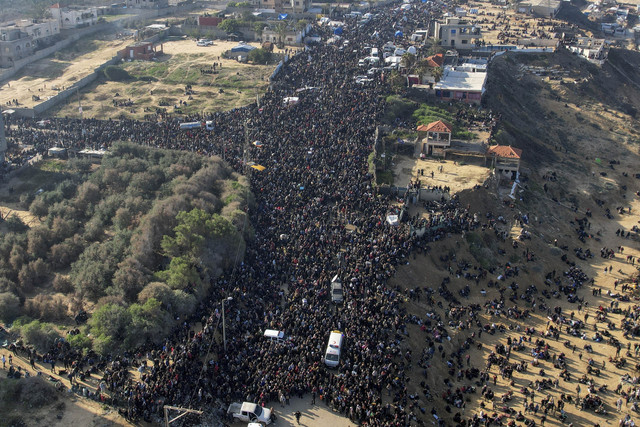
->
[0,292,20,323]
[17,320,61,353]
[52,274,74,293]
[67,333,92,351]
[24,294,68,322]
[4,214,29,233]
[103,65,133,82]
[248,48,272,65]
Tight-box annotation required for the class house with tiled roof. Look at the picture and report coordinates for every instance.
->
[486,145,523,178]
[426,53,444,68]
[417,120,453,156]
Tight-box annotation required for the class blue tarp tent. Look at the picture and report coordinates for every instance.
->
[278,13,288,20]
[395,30,403,37]
[333,27,343,35]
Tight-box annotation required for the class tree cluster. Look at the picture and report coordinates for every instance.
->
[2,142,251,354]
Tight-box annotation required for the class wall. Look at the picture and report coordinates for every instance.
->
[0,2,199,83]
[0,22,111,83]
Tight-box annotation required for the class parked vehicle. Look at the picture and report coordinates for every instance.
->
[179,121,214,131]
[331,275,343,303]
[324,330,344,367]
[196,39,213,46]
[227,402,273,424]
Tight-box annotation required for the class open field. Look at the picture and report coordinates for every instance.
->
[50,39,279,120]
[0,32,134,109]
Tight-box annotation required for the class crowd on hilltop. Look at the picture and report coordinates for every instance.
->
[2,1,640,427]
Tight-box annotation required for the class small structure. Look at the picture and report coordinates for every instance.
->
[198,16,223,27]
[229,42,256,60]
[118,41,162,60]
[486,145,522,178]
[417,120,453,156]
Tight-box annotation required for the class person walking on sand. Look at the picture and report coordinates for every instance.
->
[295,411,301,424]
[1,354,5,369]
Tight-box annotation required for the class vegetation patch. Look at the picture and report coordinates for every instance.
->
[0,143,252,354]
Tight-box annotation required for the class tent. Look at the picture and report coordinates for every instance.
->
[395,30,403,37]
[333,27,343,35]
[278,13,288,20]
[253,140,263,147]
[251,164,266,171]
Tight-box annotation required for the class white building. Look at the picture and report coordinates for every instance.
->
[568,37,608,61]
[434,66,487,104]
[50,3,98,30]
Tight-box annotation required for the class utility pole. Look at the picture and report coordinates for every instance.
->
[163,405,203,427]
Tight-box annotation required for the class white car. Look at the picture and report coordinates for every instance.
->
[196,39,213,46]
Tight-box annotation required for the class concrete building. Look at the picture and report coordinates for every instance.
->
[417,120,453,156]
[0,27,35,68]
[434,17,481,48]
[6,20,59,45]
[118,41,163,60]
[50,3,98,30]
[567,37,608,61]
[126,0,169,8]
[486,145,523,178]
[517,0,561,18]
[262,23,310,45]
[434,66,487,104]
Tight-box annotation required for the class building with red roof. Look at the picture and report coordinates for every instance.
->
[417,120,453,156]
[486,145,523,178]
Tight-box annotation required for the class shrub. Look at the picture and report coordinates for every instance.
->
[52,274,74,293]
[5,214,29,233]
[17,320,61,353]
[24,294,67,322]
[0,292,20,323]
[103,65,133,82]
[67,333,92,351]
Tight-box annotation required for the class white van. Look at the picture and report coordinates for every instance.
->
[370,47,379,58]
[324,331,343,367]
[264,329,285,342]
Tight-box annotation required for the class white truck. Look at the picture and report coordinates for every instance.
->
[227,402,273,424]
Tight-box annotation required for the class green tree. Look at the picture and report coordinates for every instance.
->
[17,320,60,353]
[218,19,239,34]
[248,48,272,64]
[124,298,171,348]
[253,22,265,38]
[401,52,416,69]
[89,303,131,349]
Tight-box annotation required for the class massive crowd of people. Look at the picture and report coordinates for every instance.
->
[2,1,640,427]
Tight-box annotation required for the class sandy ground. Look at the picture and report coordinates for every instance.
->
[393,155,491,193]
[0,353,133,427]
[51,39,285,120]
[229,397,357,427]
[0,34,133,109]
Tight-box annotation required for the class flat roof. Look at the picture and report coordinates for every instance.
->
[434,68,487,92]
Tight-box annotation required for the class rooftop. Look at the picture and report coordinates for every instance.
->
[487,145,523,159]
[434,67,487,93]
[418,120,453,133]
